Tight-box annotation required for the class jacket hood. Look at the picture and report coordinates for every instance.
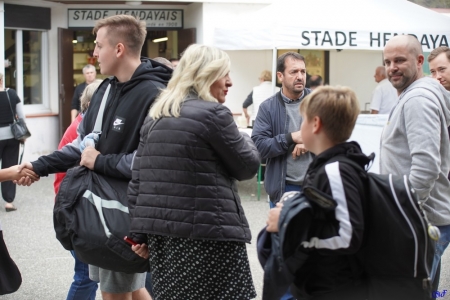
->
[121,57,172,93]
[308,141,372,171]
[401,76,450,127]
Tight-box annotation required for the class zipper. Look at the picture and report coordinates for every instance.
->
[281,96,287,201]
[389,174,419,277]
[403,176,431,282]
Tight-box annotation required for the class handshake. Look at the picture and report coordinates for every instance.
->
[11,133,102,187]
[0,163,39,186]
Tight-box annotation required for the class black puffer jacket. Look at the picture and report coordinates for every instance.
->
[128,94,260,244]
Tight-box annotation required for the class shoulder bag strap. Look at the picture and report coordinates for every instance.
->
[4,88,17,121]
[92,83,111,135]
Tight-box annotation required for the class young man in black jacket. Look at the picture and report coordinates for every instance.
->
[267,86,370,300]
[17,15,171,300]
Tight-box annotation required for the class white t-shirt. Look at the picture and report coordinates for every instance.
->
[251,81,279,121]
[370,78,398,114]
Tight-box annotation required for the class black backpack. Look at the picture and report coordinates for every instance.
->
[257,191,314,300]
[53,166,149,274]
[335,155,436,300]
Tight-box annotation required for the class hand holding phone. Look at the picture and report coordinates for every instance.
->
[124,236,138,246]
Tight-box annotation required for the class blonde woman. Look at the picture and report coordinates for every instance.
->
[0,73,28,211]
[129,44,260,299]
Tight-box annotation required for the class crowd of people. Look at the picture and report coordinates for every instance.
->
[1,13,450,300]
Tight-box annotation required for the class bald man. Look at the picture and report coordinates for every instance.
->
[380,35,450,298]
[369,66,397,114]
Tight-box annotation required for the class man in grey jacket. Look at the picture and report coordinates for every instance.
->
[381,34,450,294]
[252,52,312,207]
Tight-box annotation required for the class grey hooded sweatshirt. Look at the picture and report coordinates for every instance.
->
[380,77,450,226]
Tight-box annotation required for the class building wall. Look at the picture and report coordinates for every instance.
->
[185,2,203,44]
[22,116,60,162]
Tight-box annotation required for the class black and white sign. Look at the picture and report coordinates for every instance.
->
[68,9,183,29]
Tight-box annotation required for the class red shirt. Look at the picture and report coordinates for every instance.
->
[53,114,83,196]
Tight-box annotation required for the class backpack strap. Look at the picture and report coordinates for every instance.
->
[92,76,114,135]
[4,88,17,121]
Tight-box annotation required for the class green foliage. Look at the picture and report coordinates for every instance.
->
[408,0,450,8]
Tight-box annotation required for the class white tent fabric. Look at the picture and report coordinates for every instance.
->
[214,0,450,51]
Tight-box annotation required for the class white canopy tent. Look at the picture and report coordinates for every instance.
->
[212,0,450,169]
[214,0,450,52]
[212,0,450,114]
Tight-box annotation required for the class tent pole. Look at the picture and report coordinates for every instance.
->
[272,47,277,93]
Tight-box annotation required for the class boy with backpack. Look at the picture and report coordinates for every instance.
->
[266,84,435,300]
[266,85,371,299]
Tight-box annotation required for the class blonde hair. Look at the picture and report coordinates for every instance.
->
[80,79,102,113]
[259,70,272,82]
[93,15,146,56]
[300,86,360,144]
[149,44,231,119]
[0,73,3,81]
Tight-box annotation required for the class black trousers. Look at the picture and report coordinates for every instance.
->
[0,138,20,203]
[0,230,22,295]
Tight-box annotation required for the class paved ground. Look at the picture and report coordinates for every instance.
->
[1,176,449,299]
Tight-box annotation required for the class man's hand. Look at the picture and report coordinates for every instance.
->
[14,162,37,186]
[292,143,308,159]
[291,130,303,144]
[132,243,149,259]
[266,202,283,233]
[80,146,100,170]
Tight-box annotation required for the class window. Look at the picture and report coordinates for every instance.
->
[5,29,48,108]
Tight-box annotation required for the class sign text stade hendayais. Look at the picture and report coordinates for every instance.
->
[68,9,183,29]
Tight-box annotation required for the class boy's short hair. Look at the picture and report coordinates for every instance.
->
[300,86,360,144]
[93,15,146,57]
[428,46,450,63]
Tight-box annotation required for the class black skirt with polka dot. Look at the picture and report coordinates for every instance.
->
[148,234,257,300]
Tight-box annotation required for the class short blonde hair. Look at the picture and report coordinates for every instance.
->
[0,73,3,81]
[300,86,360,144]
[80,79,102,113]
[259,70,272,82]
[149,44,231,119]
[93,15,146,56]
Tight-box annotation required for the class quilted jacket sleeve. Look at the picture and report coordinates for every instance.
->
[208,104,261,181]
[127,116,151,244]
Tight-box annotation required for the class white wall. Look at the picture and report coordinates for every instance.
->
[329,50,384,111]
[185,2,203,44]
[22,116,60,161]
[224,50,273,114]
[48,5,67,115]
